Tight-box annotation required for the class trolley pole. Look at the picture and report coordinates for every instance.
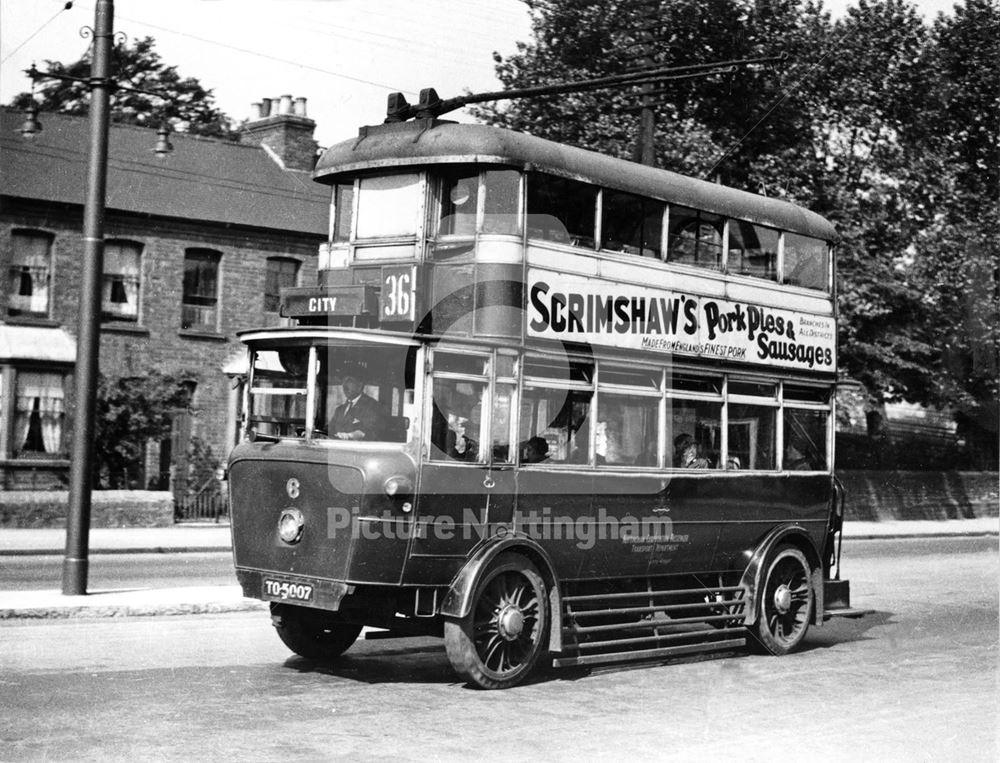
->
[62,0,114,596]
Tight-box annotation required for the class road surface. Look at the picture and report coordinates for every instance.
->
[1,537,996,761]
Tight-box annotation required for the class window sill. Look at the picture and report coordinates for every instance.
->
[4,315,61,328]
[101,322,149,336]
[0,457,70,467]
[178,329,227,342]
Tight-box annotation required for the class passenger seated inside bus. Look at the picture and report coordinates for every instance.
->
[784,440,814,470]
[595,420,627,465]
[430,381,482,462]
[328,371,386,441]
[520,436,549,464]
[673,433,710,469]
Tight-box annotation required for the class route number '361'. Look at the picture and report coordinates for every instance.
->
[382,265,416,321]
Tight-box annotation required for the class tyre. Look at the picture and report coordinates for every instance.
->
[444,552,549,689]
[749,544,814,655]
[270,603,363,660]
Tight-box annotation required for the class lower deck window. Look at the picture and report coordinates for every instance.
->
[519,387,591,464]
[784,408,828,470]
[728,404,777,470]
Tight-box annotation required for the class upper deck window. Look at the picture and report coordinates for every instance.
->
[728,221,778,281]
[355,173,422,239]
[667,206,724,270]
[783,233,829,291]
[601,190,664,258]
[332,183,354,243]
[439,168,479,237]
[482,170,521,235]
[526,173,597,248]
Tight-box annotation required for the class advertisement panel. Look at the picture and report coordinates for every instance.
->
[527,270,836,372]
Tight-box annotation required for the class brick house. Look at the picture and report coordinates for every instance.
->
[0,98,327,492]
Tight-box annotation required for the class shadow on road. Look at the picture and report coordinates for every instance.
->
[800,609,895,652]
[282,637,458,685]
[278,612,894,687]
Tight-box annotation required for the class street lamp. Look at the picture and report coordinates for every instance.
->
[62,0,115,596]
[19,2,173,594]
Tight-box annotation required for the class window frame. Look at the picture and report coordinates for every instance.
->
[264,256,301,314]
[101,238,143,323]
[181,248,222,333]
[7,229,54,319]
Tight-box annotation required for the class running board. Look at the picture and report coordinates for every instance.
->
[823,607,871,620]
[556,575,748,668]
[553,637,745,668]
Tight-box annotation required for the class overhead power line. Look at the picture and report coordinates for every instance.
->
[1,2,75,65]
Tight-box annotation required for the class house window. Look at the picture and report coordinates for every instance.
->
[8,230,53,318]
[102,240,142,322]
[14,371,65,456]
[181,249,220,331]
[264,258,300,313]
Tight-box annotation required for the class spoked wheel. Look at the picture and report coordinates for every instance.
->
[270,603,363,660]
[444,552,549,689]
[750,545,814,655]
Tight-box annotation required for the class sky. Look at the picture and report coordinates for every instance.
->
[1,0,963,148]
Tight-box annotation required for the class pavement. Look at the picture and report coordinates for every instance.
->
[0,518,996,620]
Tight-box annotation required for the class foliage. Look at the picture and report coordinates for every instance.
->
[8,36,239,139]
[94,372,193,489]
[184,435,222,496]
[476,0,999,462]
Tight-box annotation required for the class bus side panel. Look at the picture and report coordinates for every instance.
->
[514,470,599,578]
[712,474,833,570]
[407,463,498,565]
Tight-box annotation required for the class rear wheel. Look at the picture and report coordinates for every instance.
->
[750,545,814,655]
[444,553,549,689]
[270,603,362,660]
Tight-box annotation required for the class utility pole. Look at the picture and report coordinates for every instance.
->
[62,0,114,596]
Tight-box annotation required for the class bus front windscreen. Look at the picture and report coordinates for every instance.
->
[246,342,416,443]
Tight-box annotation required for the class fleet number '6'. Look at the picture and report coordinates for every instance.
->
[383,270,413,319]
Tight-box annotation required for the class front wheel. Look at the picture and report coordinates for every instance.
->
[270,603,363,660]
[750,545,814,655]
[444,552,549,689]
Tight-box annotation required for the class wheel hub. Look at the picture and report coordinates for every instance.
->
[497,606,525,641]
[773,584,792,614]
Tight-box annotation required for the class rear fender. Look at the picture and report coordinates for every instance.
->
[741,523,824,627]
[439,535,563,653]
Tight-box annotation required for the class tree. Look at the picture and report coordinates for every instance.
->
[93,372,193,489]
[899,0,1000,465]
[9,36,239,139]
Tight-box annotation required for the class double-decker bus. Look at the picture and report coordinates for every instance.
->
[228,113,854,689]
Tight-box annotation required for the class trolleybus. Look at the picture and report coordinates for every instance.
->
[228,108,854,689]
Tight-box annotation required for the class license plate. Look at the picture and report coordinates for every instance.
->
[262,578,314,603]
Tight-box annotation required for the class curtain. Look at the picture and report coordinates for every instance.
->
[16,372,64,454]
[9,231,51,315]
[103,241,141,318]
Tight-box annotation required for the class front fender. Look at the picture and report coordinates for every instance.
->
[740,523,824,627]
[439,534,564,653]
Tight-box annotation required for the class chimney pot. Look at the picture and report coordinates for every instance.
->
[294,97,308,117]
[260,98,272,118]
[279,94,293,115]
[251,102,263,120]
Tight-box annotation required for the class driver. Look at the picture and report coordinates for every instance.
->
[328,373,384,440]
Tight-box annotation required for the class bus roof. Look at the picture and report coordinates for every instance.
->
[313,120,837,242]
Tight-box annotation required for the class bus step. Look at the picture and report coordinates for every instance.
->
[553,637,746,668]
[823,607,871,620]
[824,578,851,609]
